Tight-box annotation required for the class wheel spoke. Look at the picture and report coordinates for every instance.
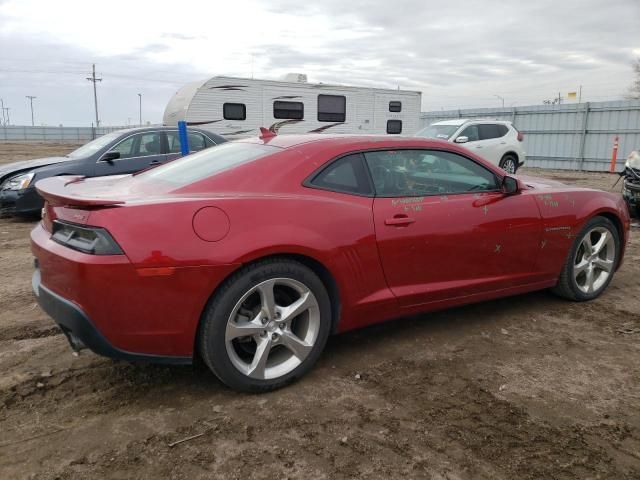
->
[585,267,595,293]
[581,236,593,256]
[280,331,313,360]
[226,318,264,341]
[257,280,277,320]
[591,231,609,254]
[593,257,614,272]
[247,337,272,379]
[574,259,589,276]
[279,291,314,323]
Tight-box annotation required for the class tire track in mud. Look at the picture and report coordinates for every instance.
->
[1,325,62,342]
[361,357,640,480]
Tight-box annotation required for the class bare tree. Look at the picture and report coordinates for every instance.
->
[625,57,640,100]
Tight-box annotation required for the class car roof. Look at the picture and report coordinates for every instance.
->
[238,133,452,150]
[431,118,512,127]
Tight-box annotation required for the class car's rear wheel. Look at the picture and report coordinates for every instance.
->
[500,154,518,174]
[199,258,331,392]
[551,216,620,301]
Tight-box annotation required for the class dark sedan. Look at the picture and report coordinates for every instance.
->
[0,126,226,216]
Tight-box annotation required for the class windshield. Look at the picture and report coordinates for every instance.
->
[134,142,279,187]
[415,124,460,140]
[67,132,123,159]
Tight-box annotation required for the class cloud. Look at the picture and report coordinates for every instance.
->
[0,0,638,125]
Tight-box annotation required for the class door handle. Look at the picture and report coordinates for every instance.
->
[385,214,415,226]
[148,160,161,165]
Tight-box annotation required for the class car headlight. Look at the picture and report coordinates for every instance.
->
[1,172,35,191]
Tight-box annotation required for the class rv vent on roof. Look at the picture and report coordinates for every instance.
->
[282,73,308,83]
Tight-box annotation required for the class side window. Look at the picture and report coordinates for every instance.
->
[308,153,372,195]
[223,103,246,120]
[135,133,162,157]
[364,149,499,197]
[317,95,346,122]
[496,124,509,137]
[387,120,402,134]
[108,136,136,159]
[166,132,181,153]
[273,101,304,120]
[107,133,161,159]
[188,132,207,151]
[478,124,502,140]
[167,132,208,153]
[389,101,402,112]
[460,125,479,142]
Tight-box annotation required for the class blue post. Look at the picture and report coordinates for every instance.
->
[178,121,190,156]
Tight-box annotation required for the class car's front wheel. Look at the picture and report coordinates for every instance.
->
[199,258,332,392]
[500,154,518,174]
[551,216,620,301]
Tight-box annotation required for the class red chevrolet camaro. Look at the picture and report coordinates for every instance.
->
[31,133,630,392]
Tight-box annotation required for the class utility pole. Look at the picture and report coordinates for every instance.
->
[3,107,10,126]
[86,64,102,127]
[26,96,36,126]
[0,98,5,126]
[494,95,505,108]
[137,93,142,126]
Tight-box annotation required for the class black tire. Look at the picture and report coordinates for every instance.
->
[198,258,332,393]
[500,154,518,174]
[551,216,620,301]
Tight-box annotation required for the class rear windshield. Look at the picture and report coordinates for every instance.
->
[415,124,460,140]
[134,142,278,187]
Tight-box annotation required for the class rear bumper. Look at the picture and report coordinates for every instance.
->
[30,221,239,360]
[0,187,43,216]
[32,267,191,364]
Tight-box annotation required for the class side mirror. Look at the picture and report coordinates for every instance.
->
[454,136,468,144]
[101,151,120,163]
[502,175,520,195]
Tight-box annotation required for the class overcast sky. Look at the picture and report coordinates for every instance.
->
[1,0,639,126]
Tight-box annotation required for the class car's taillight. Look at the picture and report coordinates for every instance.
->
[517,131,524,142]
[51,220,123,255]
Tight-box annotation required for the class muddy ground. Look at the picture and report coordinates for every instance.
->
[0,142,639,479]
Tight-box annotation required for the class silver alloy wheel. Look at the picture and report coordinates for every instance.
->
[225,278,321,380]
[502,158,516,174]
[573,226,616,294]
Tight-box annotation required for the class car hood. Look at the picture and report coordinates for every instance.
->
[0,157,70,180]
[517,175,570,190]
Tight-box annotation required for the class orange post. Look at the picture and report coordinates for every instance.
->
[610,135,619,173]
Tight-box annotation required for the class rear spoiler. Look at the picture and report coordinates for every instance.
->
[35,176,125,208]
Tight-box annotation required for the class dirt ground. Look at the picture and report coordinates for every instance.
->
[0,142,639,479]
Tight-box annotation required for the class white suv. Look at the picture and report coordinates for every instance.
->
[415,119,526,173]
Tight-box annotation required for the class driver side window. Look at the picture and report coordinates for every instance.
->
[106,133,161,160]
[364,149,499,197]
[459,125,479,142]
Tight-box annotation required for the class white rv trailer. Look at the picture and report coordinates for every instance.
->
[163,74,422,138]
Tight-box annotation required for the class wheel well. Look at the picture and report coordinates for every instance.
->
[501,152,519,164]
[193,253,342,360]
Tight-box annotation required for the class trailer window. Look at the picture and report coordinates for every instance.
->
[273,101,304,120]
[387,120,402,134]
[317,95,346,122]
[223,103,246,121]
[389,101,402,112]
